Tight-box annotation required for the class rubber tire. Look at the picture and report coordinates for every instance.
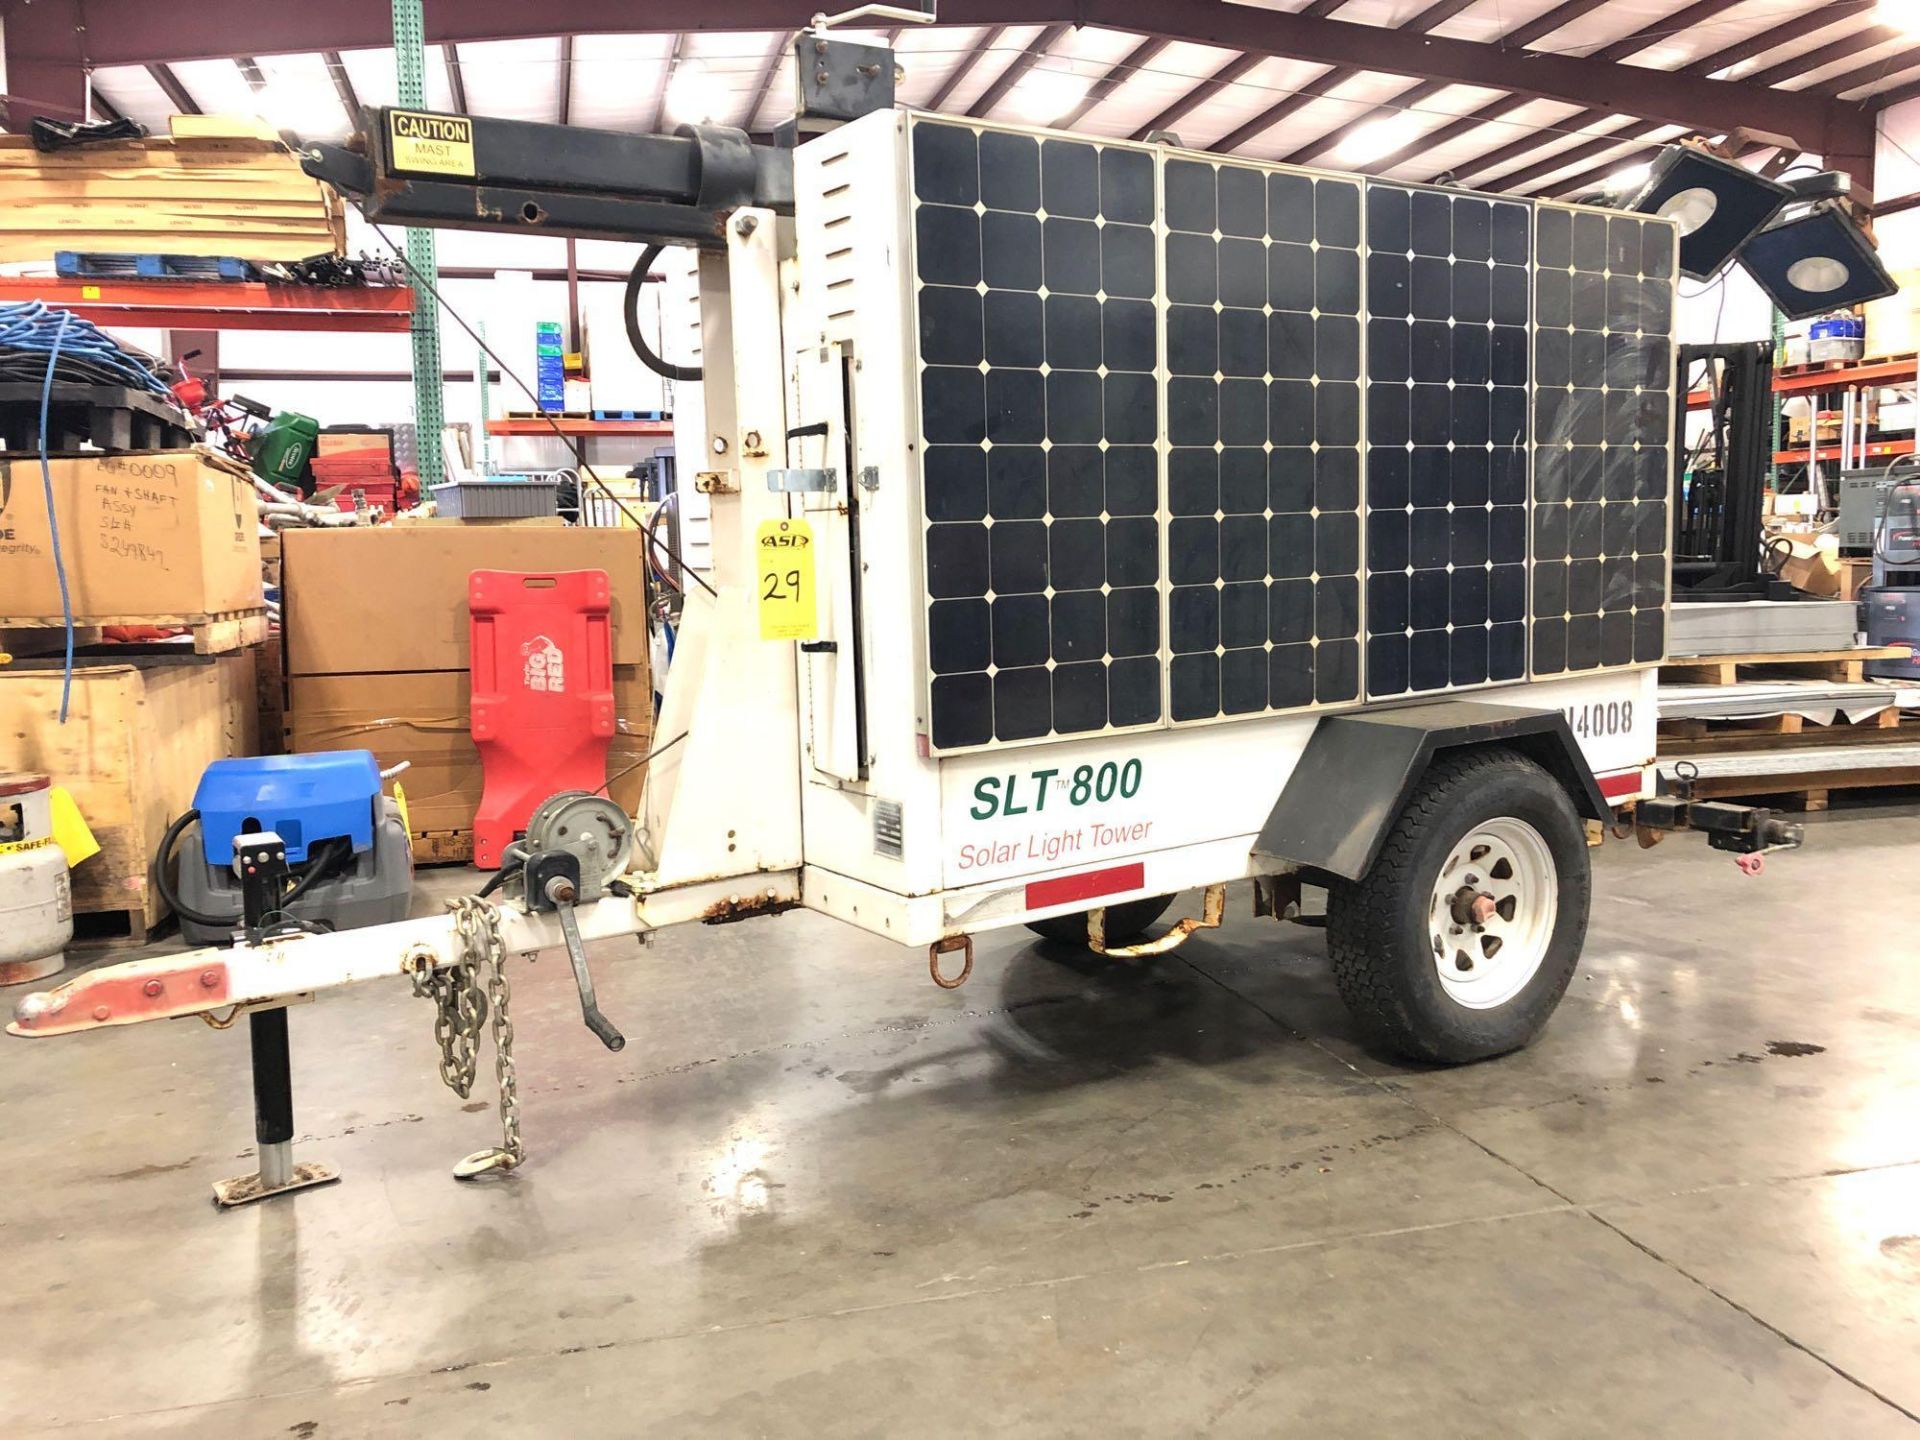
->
[1026,894,1176,947]
[1325,749,1591,1065]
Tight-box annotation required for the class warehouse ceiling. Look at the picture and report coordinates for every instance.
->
[23,0,1916,200]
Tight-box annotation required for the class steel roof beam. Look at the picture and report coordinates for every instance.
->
[146,62,200,116]
[557,35,573,125]
[324,51,361,124]
[1057,36,1168,129]
[1132,52,1265,143]
[927,26,1005,112]
[968,23,1069,118]
[0,0,1839,146]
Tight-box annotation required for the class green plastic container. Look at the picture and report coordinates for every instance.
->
[252,409,319,486]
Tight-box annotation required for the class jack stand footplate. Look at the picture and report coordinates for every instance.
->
[211,1160,340,1208]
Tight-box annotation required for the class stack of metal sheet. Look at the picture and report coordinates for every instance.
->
[1667,600,1859,656]
[1658,679,1917,725]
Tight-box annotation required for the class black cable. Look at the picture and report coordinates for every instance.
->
[477,861,525,899]
[153,811,352,930]
[625,246,702,381]
[595,729,690,798]
[353,213,720,600]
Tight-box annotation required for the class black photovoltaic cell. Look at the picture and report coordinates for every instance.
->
[1163,158,1363,722]
[1530,204,1675,674]
[913,120,1162,749]
[1363,183,1531,698]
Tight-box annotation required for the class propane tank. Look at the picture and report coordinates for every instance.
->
[0,774,73,986]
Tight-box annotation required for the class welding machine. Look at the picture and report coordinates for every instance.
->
[162,752,414,945]
[1863,469,1920,681]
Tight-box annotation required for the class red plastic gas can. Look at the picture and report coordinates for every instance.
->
[468,569,617,869]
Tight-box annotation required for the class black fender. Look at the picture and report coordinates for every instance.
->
[1254,701,1612,882]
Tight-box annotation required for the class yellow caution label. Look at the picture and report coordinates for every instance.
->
[80,284,101,299]
[388,109,476,177]
[756,517,818,641]
[0,835,54,855]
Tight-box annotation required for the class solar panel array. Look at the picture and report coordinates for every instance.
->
[905,118,1676,753]
[1163,158,1363,722]
[913,121,1161,750]
[1362,183,1532,698]
[1530,203,1676,674]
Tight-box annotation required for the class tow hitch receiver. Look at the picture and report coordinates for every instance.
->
[1633,763,1805,858]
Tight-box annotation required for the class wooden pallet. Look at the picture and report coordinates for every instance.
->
[0,608,269,656]
[1683,765,1920,813]
[1659,645,1913,685]
[1776,350,1916,381]
[69,903,172,953]
[1658,707,1910,746]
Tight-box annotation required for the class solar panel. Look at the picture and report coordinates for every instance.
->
[1162,157,1364,722]
[904,117,1676,754]
[912,120,1162,749]
[1363,183,1532,699]
[1529,203,1676,676]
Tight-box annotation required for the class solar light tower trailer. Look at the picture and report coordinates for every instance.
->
[6,26,1801,1202]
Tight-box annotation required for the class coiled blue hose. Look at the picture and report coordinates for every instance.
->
[0,300,173,396]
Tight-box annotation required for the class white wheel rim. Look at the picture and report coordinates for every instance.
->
[1427,816,1557,1010]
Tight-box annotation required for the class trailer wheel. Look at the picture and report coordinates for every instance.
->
[1326,749,1590,1065]
[1027,894,1176,948]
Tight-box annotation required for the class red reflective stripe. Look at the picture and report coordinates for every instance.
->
[1026,862,1146,911]
[1598,771,1643,800]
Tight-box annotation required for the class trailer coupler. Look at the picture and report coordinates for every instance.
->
[1632,763,1805,861]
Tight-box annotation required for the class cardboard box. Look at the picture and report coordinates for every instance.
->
[0,449,261,621]
[281,524,647,675]
[287,665,651,835]
[1776,536,1842,597]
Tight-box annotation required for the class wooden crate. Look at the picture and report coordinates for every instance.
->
[0,654,258,944]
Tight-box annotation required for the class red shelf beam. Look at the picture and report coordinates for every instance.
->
[0,279,416,332]
[485,418,673,436]
[1772,437,1913,465]
[1687,356,1920,409]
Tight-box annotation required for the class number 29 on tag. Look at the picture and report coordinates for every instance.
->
[756,518,818,641]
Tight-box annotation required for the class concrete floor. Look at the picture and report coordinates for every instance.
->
[4,804,1920,1437]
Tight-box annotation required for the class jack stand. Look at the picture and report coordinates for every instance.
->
[210,834,340,1208]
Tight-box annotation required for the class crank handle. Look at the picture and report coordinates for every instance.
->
[547,882,627,1052]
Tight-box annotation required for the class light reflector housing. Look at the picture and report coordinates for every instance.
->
[1740,203,1899,321]
[1624,147,1791,281]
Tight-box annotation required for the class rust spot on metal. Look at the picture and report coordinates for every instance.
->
[700,892,801,925]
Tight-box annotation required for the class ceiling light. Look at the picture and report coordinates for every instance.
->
[1624,147,1791,280]
[665,58,724,125]
[1335,115,1419,166]
[1878,0,1920,35]
[1010,67,1087,124]
[1602,162,1651,195]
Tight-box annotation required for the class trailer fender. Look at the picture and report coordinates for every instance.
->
[1254,701,1612,882]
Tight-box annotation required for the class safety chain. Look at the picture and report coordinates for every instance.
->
[410,896,525,1177]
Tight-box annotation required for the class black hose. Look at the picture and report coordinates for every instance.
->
[625,246,702,382]
[153,810,351,931]
[477,861,524,899]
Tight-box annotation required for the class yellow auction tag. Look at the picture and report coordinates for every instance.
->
[387,109,476,176]
[756,517,818,641]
